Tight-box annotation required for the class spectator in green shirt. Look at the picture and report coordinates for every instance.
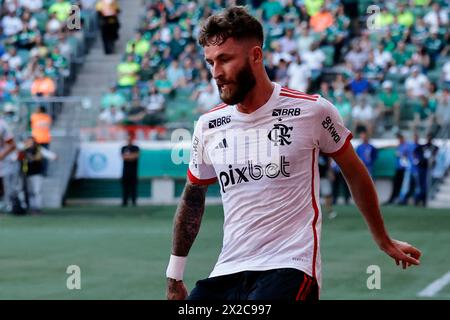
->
[304,0,324,17]
[154,69,173,95]
[117,55,140,87]
[414,0,430,5]
[44,58,58,79]
[375,7,394,29]
[101,85,127,109]
[391,41,412,74]
[260,0,284,20]
[14,23,37,50]
[428,82,439,113]
[413,96,434,132]
[168,27,188,59]
[49,0,72,22]
[377,80,400,129]
[51,47,69,77]
[126,32,150,57]
[425,31,443,66]
[397,4,415,28]
[412,17,428,44]
[382,31,397,53]
[138,57,155,82]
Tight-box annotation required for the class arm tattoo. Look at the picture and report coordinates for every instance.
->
[172,182,208,257]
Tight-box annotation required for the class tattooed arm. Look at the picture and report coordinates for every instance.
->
[166,181,208,300]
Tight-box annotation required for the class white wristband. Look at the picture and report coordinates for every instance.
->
[166,255,187,281]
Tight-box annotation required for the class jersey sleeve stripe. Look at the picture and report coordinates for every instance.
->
[205,103,228,114]
[187,169,217,185]
[281,87,319,99]
[280,92,318,102]
[310,149,319,280]
[321,133,353,157]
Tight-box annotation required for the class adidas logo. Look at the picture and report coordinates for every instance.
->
[215,138,228,149]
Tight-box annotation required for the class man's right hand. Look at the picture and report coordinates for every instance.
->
[166,278,188,300]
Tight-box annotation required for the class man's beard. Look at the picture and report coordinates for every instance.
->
[217,61,256,105]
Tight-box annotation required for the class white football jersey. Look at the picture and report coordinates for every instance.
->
[188,83,353,288]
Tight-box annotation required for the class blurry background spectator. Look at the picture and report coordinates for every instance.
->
[96,0,120,54]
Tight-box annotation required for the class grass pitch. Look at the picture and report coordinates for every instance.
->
[0,204,449,299]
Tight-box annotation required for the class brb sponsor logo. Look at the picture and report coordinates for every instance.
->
[272,108,301,117]
[209,116,231,128]
[219,156,290,193]
[321,116,341,143]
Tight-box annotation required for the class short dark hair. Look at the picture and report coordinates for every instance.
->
[198,6,264,47]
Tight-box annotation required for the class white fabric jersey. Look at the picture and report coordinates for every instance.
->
[188,83,353,288]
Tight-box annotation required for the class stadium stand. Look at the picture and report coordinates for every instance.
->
[94,0,449,140]
[0,0,98,124]
[1,0,448,208]
[0,0,99,209]
[77,0,448,207]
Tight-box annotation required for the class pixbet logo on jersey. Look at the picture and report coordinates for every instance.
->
[321,116,341,143]
[218,156,290,193]
[209,116,231,129]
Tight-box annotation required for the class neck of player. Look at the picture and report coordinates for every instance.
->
[237,75,274,114]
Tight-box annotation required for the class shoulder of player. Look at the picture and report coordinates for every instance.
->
[197,102,232,124]
[279,87,330,114]
[204,102,231,115]
[279,87,321,103]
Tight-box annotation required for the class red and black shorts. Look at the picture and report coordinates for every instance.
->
[188,268,319,300]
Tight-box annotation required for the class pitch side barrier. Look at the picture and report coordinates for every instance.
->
[67,131,449,205]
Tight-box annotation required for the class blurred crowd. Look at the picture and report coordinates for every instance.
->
[0,0,99,214]
[0,0,449,211]
[319,129,441,218]
[0,0,97,102]
[96,0,449,140]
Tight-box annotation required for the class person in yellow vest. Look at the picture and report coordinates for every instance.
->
[48,0,72,22]
[31,106,52,149]
[30,106,52,176]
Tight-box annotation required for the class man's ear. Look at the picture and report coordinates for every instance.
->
[250,46,263,65]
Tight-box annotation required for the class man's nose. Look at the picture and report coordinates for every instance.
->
[212,63,224,80]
